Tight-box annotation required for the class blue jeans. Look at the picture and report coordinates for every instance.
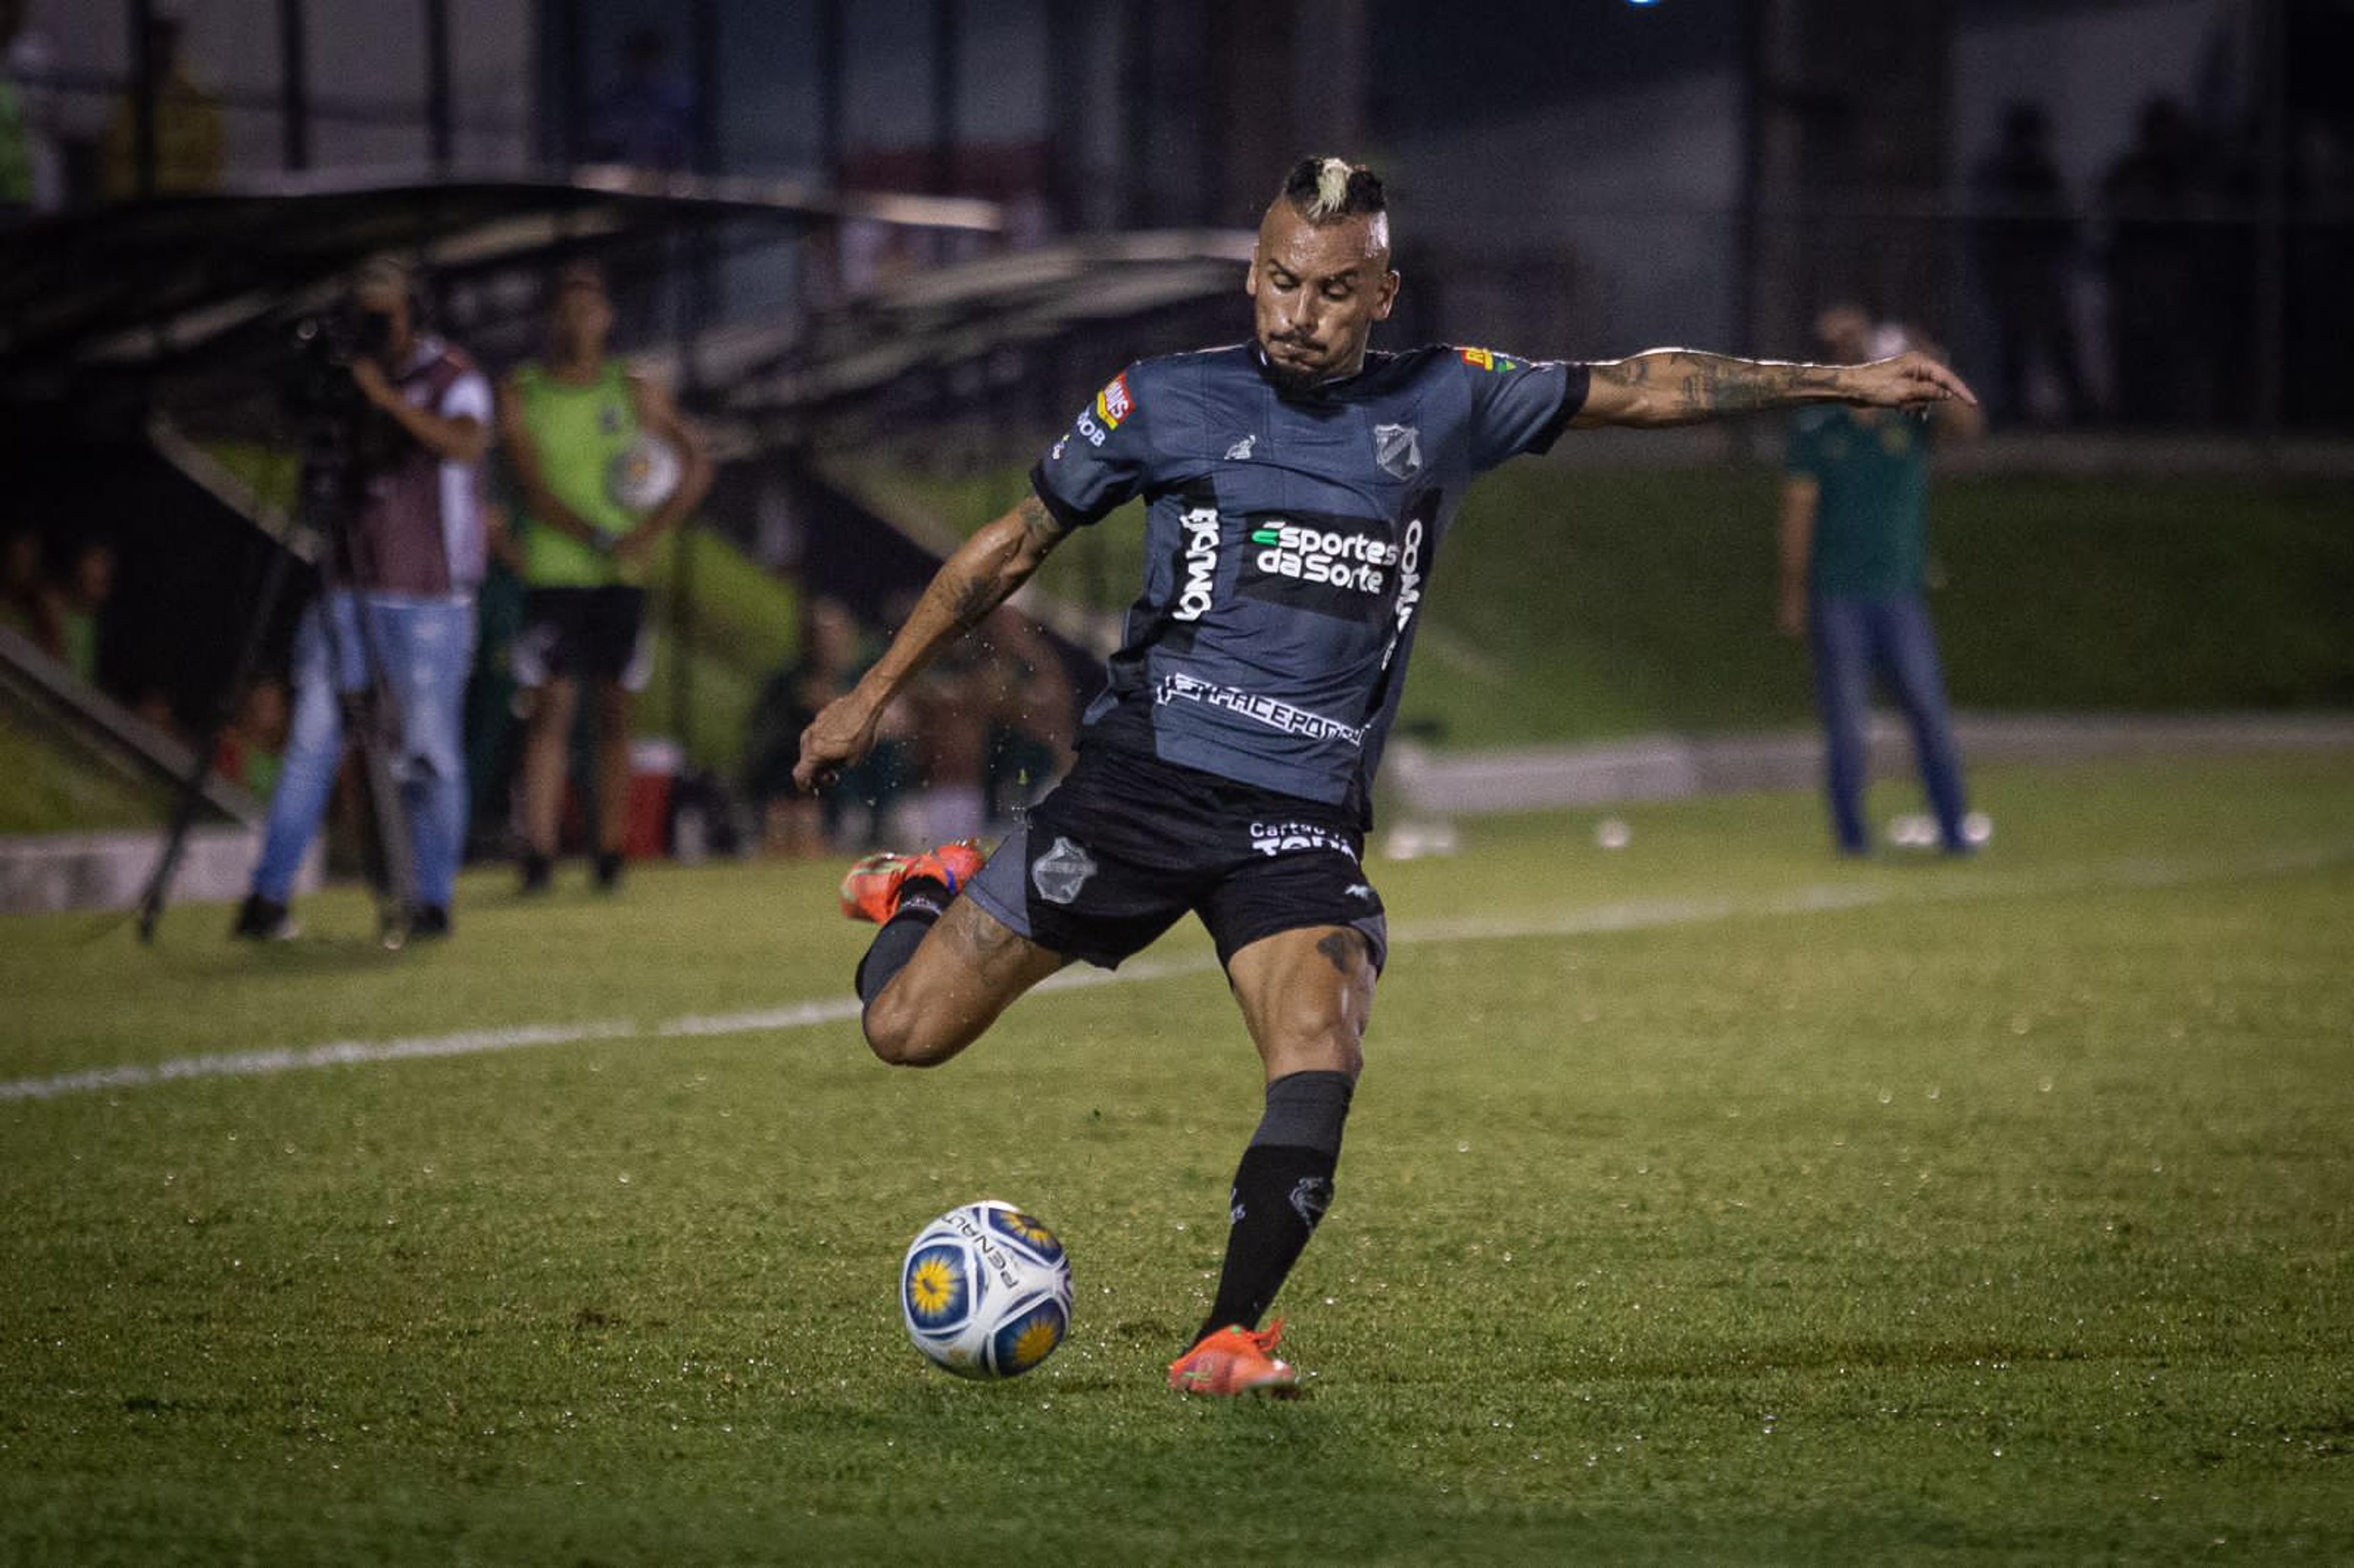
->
[1809,593,1970,854]
[250,592,476,907]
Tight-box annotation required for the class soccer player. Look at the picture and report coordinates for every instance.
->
[795,158,1976,1396]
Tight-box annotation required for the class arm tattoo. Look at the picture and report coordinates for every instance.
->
[1667,353,1844,416]
[1016,493,1068,554]
[946,571,999,631]
[1597,351,1846,424]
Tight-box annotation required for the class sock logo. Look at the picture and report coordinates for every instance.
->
[1289,1175,1333,1230]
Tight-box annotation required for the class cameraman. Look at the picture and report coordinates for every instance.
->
[234,256,491,942]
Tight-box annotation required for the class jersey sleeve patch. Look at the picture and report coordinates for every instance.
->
[1458,346,1523,374]
[1095,372,1136,428]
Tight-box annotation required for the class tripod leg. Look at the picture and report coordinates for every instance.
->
[137,531,307,943]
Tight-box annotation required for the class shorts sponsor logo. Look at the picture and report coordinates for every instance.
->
[1373,422,1422,480]
[1173,505,1222,622]
[1224,434,1257,461]
[1095,373,1134,428]
[1247,820,1360,861]
[1030,835,1097,906]
[1154,671,1365,747]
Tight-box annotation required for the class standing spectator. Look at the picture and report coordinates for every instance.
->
[1,527,51,645]
[213,678,289,799]
[584,28,696,175]
[1971,102,2089,425]
[2101,96,2209,425]
[979,605,1076,826]
[1777,305,1986,857]
[235,257,491,941]
[745,596,872,856]
[1,0,62,221]
[50,538,113,683]
[99,13,222,200]
[501,261,712,894]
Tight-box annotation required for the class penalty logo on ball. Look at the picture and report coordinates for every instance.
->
[899,1200,1073,1379]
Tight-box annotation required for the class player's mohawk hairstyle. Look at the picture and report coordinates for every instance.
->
[1282,156,1386,223]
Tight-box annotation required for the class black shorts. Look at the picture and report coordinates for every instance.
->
[962,744,1387,973]
[514,585,652,691]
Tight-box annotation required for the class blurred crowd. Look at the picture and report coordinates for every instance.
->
[1971,88,2347,427]
[741,594,1075,861]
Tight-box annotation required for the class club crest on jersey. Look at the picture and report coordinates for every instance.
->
[1095,373,1135,428]
[1030,835,1097,906]
[1458,346,1520,374]
[1373,422,1422,480]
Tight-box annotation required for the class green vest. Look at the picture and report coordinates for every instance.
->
[1785,406,1933,600]
[512,362,644,587]
[0,79,34,205]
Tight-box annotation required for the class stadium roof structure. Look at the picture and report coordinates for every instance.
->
[703,229,1256,452]
[0,170,1003,429]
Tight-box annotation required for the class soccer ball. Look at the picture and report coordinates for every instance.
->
[606,433,681,513]
[899,1200,1073,1379]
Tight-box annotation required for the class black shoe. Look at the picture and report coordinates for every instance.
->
[231,893,297,941]
[593,850,625,892]
[517,851,553,896]
[409,904,452,940]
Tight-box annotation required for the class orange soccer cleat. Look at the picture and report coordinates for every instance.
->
[1167,1320,1303,1398]
[837,840,987,924]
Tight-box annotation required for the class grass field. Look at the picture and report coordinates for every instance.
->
[4,752,2351,1564]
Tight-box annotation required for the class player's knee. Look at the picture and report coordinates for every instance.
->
[1265,1005,1366,1080]
[860,986,961,1068]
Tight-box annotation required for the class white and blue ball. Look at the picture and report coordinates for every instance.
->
[899,1200,1073,1379]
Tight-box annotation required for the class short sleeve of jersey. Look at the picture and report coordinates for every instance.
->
[441,370,493,424]
[1459,348,1591,471]
[1785,407,1836,478]
[1030,364,1156,530]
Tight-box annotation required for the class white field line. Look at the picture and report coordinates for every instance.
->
[5,843,2348,1106]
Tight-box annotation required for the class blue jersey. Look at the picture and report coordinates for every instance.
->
[1031,341,1588,818]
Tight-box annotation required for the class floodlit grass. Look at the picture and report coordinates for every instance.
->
[3,753,2350,1564]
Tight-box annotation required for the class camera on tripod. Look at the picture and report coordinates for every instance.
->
[282,300,400,413]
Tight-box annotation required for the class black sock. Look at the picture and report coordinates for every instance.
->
[1195,1069,1354,1345]
[853,875,951,1007]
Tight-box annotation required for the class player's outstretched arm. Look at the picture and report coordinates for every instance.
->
[1572,348,1978,429]
[793,494,1068,793]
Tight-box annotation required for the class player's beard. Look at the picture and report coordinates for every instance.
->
[1258,336,1328,397]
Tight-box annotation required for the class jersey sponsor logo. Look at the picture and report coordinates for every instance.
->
[1239,511,1399,622]
[1154,671,1365,747]
[1247,820,1360,861]
[1030,835,1097,906]
[1458,346,1521,374]
[1095,373,1134,428]
[1373,422,1422,480]
[1172,504,1222,622]
[1075,409,1109,447]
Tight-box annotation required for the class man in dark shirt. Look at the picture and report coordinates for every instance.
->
[795,158,1976,1397]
